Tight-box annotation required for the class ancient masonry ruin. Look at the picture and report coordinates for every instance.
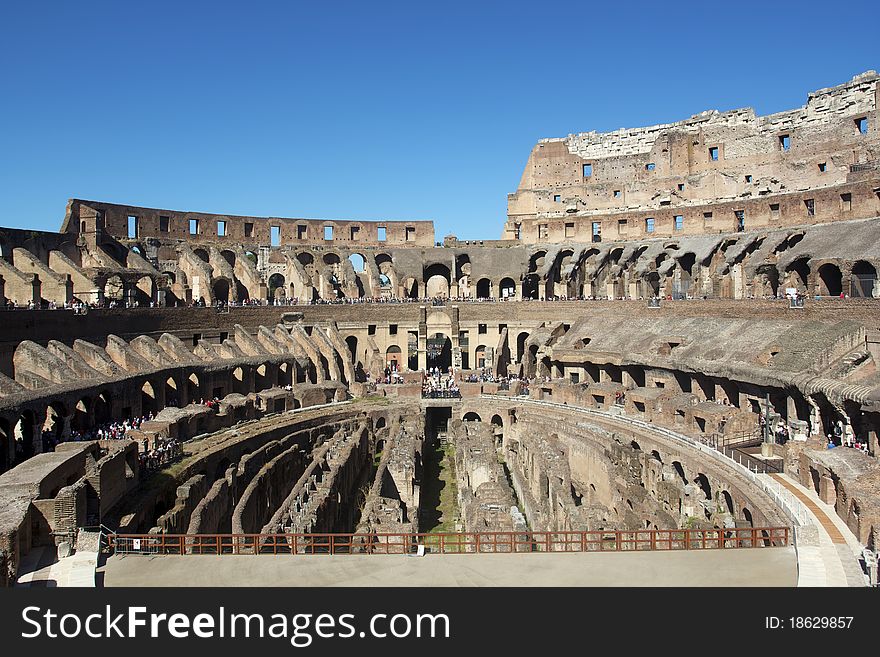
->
[1,72,880,585]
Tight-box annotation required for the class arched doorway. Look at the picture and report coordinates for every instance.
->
[141,381,158,415]
[386,345,402,371]
[426,333,452,372]
[424,264,450,299]
[499,277,516,299]
[476,278,491,299]
[268,273,285,301]
[817,263,842,296]
[851,261,876,298]
[213,278,230,303]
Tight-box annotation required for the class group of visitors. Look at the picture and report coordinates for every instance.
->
[138,436,183,472]
[422,367,460,398]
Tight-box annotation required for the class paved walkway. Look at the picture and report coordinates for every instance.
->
[99,548,797,587]
[766,473,865,587]
[14,546,97,588]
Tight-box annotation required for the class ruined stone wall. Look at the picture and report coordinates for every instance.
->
[506,71,880,243]
[63,199,435,247]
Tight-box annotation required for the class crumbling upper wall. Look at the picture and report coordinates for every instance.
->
[506,71,880,242]
[64,199,435,247]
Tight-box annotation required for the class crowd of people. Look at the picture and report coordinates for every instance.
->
[138,436,183,471]
[422,367,461,398]
[4,289,861,311]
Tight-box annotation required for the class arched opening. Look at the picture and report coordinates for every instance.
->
[672,461,688,484]
[236,280,250,302]
[14,411,36,462]
[491,414,504,447]
[278,362,292,387]
[134,276,154,306]
[476,278,491,299]
[94,392,111,425]
[232,366,247,394]
[268,273,286,301]
[475,344,488,369]
[651,450,662,463]
[212,278,230,303]
[516,332,529,363]
[786,258,810,293]
[348,253,366,273]
[221,250,236,267]
[499,277,516,299]
[255,364,270,391]
[817,263,842,296]
[385,345,402,371]
[345,336,359,365]
[187,373,201,402]
[141,381,157,415]
[463,412,481,422]
[424,263,450,299]
[851,261,877,298]
[742,507,754,527]
[165,377,179,407]
[244,251,258,267]
[44,402,67,443]
[694,473,712,500]
[426,333,452,371]
[193,248,209,263]
[72,397,90,433]
[721,490,734,515]
[104,274,125,304]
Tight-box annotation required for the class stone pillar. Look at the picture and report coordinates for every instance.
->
[418,306,427,372]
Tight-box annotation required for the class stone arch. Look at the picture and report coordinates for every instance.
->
[72,397,91,432]
[672,461,688,484]
[187,373,201,402]
[463,411,481,422]
[475,278,492,299]
[348,253,366,274]
[817,263,842,296]
[499,277,516,299]
[141,381,158,415]
[255,363,273,391]
[694,473,712,500]
[94,392,112,424]
[165,377,179,407]
[220,250,236,267]
[345,335,359,365]
[14,411,36,462]
[424,263,451,299]
[721,490,734,515]
[851,261,877,298]
[475,344,488,369]
[785,257,810,293]
[104,274,125,303]
[44,401,68,441]
[193,248,209,263]
[212,278,231,303]
[232,366,248,394]
[516,331,530,363]
[385,345,402,370]
[268,273,286,300]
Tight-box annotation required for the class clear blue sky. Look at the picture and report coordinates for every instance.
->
[1,0,877,240]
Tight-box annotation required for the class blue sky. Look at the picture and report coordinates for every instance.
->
[1,1,877,239]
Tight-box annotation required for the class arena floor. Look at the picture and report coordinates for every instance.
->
[98,547,798,587]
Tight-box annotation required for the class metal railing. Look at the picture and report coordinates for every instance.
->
[107,526,789,556]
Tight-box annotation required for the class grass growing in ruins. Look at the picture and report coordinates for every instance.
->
[420,443,459,535]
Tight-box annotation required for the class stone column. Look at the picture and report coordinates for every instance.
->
[417,306,427,371]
